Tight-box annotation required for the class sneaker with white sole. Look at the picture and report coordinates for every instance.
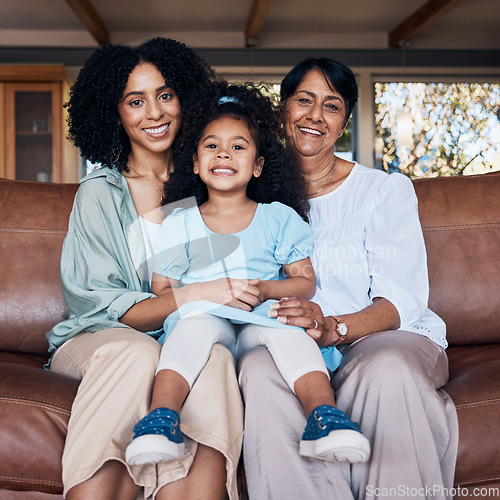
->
[299,405,370,463]
[125,407,185,466]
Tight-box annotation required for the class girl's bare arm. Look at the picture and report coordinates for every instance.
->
[257,257,316,302]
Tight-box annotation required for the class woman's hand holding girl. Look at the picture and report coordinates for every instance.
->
[268,298,342,347]
[269,296,401,347]
[124,277,262,332]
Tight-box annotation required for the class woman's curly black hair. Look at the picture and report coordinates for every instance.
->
[65,37,215,169]
[163,81,310,221]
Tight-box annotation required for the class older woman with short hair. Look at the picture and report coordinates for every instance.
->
[239,58,458,500]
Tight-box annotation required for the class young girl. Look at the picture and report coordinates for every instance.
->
[125,83,370,467]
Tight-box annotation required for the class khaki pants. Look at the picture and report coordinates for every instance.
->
[239,331,459,500]
[51,328,243,499]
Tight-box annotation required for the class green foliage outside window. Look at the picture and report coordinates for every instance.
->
[374,82,500,178]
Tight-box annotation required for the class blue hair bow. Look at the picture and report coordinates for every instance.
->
[218,96,241,106]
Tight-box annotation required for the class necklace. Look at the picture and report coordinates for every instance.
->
[308,156,337,196]
[126,164,165,194]
[305,162,335,184]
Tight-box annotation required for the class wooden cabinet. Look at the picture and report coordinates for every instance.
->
[0,65,79,183]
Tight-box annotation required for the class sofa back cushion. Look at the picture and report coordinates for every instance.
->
[414,173,500,346]
[0,179,78,355]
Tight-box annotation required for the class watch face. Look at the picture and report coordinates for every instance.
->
[337,322,348,336]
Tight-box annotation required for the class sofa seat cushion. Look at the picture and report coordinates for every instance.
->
[0,363,79,494]
[445,345,500,488]
[0,352,49,369]
[0,490,63,499]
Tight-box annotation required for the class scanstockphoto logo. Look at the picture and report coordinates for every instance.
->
[313,242,398,279]
[365,484,500,498]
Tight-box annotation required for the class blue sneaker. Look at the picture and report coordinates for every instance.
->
[125,407,185,466]
[299,405,370,463]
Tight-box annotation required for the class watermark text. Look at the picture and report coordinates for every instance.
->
[366,484,500,498]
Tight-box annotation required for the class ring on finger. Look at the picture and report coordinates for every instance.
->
[313,320,318,329]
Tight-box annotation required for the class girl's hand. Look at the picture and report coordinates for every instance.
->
[187,278,262,311]
[268,297,341,347]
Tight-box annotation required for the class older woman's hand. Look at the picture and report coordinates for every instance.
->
[268,297,342,347]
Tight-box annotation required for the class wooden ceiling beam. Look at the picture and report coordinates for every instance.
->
[389,0,464,48]
[245,0,272,47]
[65,0,110,46]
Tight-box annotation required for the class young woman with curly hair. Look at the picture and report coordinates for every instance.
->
[124,83,370,469]
[46,38,245,500]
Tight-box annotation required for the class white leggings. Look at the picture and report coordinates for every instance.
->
[157,312,328,392]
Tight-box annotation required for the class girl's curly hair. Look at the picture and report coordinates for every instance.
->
[65,37,215,169]
[164,82,310,221]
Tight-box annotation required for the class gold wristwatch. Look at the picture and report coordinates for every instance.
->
[333,317,348,343]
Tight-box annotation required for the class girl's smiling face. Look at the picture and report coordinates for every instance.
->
[194,115,264,195]
[117,62,181,158]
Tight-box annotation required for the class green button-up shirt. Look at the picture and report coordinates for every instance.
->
[46,167,159,358]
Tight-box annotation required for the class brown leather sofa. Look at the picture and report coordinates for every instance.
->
[1,174,499,499]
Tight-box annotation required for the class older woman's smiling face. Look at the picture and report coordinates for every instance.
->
[283,69,347,160]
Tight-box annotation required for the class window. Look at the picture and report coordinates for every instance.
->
[374,81,500,177]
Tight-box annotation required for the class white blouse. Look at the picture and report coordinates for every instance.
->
[308,163,447,349]
[138,216,161,286]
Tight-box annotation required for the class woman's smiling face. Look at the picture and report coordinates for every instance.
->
[283,69,347,160]
[117,62,182,157]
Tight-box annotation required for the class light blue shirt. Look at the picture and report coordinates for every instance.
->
[153,202,312,284]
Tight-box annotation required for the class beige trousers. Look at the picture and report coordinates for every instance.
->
[239,331,459,500]
[51,328,244,500]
